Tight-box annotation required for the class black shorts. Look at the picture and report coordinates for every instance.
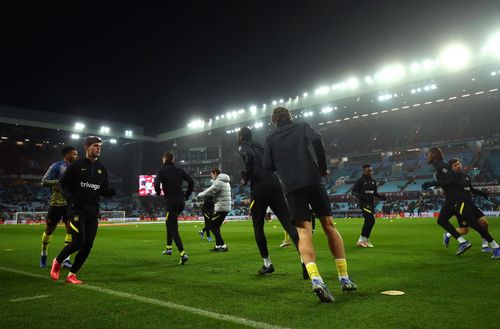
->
[455,201,485,228]
[286,184,332,223]
[46,206,69,225]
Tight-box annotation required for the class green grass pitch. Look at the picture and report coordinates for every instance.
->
[1,218,499,329]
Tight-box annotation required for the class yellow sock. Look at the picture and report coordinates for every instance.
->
[166,245,172,250]
[41,232,52,255]
[335,258,349,279]
[180,251,186,257]
[65,234,72,246]
[305,262,322,282]
[284,232,289,242]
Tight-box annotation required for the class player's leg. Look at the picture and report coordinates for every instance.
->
[358,207,374,247]
[437,202,471,254]
[309,185,357,291]
[40,207,59,268]
[478,217,492,251]
[458,202,499,259]
[311,216,316,233]
[52,211,85,281]
[60,209,73,268]
[167,201,188,265]
[288,188,334,302]
[280,231,291,248]
[66,212,99,283]
[210,212,227,251]
[162,209,173,255]
[250,193,273,273]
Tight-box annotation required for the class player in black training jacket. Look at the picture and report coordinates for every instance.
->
[264,107,357,303]
[237,126,305,277]
[444,158,499,258]
[50,136,116,284]
[352,164,387,248]
[155,151,194,265]
[422,147,500,259]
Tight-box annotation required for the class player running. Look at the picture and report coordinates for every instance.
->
[237,127,304,276]
[264,107,356,303]
[155,151,194,265]
[442,158,498,256]
[352,164,387,248]
[422,147,499,259]
[197,168,231,252]
[39,146,78,268]
[50,136,116,284]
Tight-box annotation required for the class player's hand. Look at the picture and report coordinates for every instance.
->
[320,170,330,177]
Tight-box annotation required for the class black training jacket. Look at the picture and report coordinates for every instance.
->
[201,195,215,214]
[238,141,283,194]
[352,175,385,207]
[456,171,488,202]
[60,157,115,215]
[264,121,327,194]
[431,160,464,203]
[154,163,194,200]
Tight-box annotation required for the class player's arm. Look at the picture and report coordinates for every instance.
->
[351,179,363,200]
[469,181,489,198]
[373,181,387,200]
[59,163,77,204]
[154,170,163,196]
[183,170,195,200]
[304,123,328,175]
[198,181,219,199]
[238,144,254,184]
[41,163,59,187]
[421,181,438,190]
[100,168,116,198]
[263,137,276,172]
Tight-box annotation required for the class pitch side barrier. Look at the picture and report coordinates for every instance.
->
[2,215,251,225]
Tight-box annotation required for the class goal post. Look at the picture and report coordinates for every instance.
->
[99,210,127,222]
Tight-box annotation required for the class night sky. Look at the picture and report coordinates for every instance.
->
[0,0,499,134]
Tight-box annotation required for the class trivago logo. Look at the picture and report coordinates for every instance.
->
[81,182,101,190]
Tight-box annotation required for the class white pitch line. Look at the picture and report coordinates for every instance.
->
[0,266,289,329]
[10,294,50,302]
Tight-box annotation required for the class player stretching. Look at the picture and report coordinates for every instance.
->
[155,151,194,265]
[237,127,305,276]
[423,147,499,258]
[39,146,78,268]
[197,168,231,252]
[50,136,116,284]
[352,164,387,248]
[264,107,356,303]
[199,195,214,242]
[443,158,499,257]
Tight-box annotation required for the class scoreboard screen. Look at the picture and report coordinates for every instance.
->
[139,175,163,196]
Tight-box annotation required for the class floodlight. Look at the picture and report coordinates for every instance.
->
[100,126,110,134]
[375,64,406,82]
[74,122,85,131]
[439,44,471,70]
[483,32,500,57]
[315,86,330,95]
